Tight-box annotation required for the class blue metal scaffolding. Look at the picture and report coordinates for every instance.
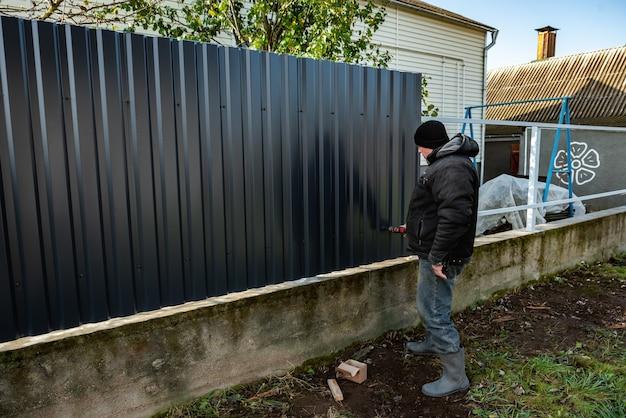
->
[461,97,574,216]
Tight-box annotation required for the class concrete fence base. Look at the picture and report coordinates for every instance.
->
[2,207,626,417]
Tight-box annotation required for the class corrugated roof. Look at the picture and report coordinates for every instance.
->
[394,0,496,32]
[486,46,626,126]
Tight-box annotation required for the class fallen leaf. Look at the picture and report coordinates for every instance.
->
[608,323,626,329]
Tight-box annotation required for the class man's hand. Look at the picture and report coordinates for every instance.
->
[432,263,447,280]
[388,224,407,234]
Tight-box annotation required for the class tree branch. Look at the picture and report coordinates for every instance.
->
[39,0,64,19]
[227,0,247,46]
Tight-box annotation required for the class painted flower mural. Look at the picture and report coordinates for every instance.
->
[554,141,600,186]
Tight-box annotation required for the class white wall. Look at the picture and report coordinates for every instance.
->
[372,2,486,147]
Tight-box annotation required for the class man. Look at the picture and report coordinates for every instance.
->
[405,120,479,397]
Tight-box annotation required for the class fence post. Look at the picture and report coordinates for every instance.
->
[526,126,541,232]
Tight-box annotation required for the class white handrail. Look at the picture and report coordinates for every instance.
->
[421,117,626,231]
[478,189,626,217]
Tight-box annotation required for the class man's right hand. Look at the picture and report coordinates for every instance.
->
[388,224,407,234]
[432,263,447,280]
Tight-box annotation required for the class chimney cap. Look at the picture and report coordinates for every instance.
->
[535,25,559,32]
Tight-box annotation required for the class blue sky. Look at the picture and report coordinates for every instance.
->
[427,0,626,71]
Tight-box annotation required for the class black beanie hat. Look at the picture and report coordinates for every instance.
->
[414,120,449,149]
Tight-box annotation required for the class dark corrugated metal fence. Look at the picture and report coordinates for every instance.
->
[0,16,421,342]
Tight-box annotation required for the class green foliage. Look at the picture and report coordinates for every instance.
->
[421,76,439,117]
[127,0,391,66]
[469,332,626,418]
[8,0,388,67]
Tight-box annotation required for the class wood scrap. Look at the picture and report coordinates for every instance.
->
[327,379,344,402]
[493,315,516,323]
[336,362,359,377]
[336,359,367,384]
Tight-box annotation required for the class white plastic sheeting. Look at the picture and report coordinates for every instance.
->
[477,174,586,235]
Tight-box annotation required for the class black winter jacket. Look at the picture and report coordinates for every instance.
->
[406,134,480,264]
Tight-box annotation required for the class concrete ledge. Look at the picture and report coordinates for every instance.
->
[460,205,626,311]
[2,207,626,417]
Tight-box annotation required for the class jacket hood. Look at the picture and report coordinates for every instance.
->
[426,134,479,164]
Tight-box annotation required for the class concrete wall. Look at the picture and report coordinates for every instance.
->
[2,207,626,418]
[520,128,626,211]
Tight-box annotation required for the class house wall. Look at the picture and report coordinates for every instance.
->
[375,1,487,148]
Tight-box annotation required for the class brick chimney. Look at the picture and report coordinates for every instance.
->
[536,26,558,60]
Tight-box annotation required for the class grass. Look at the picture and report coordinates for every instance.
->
[604,265,626,281]
[156,372,331,418]
[161,384,289,417]
[468,330,626,418]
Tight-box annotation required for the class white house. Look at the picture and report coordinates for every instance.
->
[379,2,495,117]
[372,0,497,157]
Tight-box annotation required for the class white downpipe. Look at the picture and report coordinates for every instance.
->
[480,29,499,185]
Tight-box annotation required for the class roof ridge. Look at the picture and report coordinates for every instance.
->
[395,0,496,32]
[489,45,626,74]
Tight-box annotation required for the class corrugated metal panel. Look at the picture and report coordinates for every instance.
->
[0,15,421,342]
[486,46,626,125]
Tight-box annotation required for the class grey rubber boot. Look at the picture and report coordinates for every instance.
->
[422,348,470,397]
[405,339,436,355]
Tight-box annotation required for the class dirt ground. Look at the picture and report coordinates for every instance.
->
[158,255,626,418]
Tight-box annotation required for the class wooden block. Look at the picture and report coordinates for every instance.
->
[336,362,360,377]
[327,378,344,402]
[336,359,367,384]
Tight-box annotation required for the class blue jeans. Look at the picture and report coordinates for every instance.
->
[416,259,466,354]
